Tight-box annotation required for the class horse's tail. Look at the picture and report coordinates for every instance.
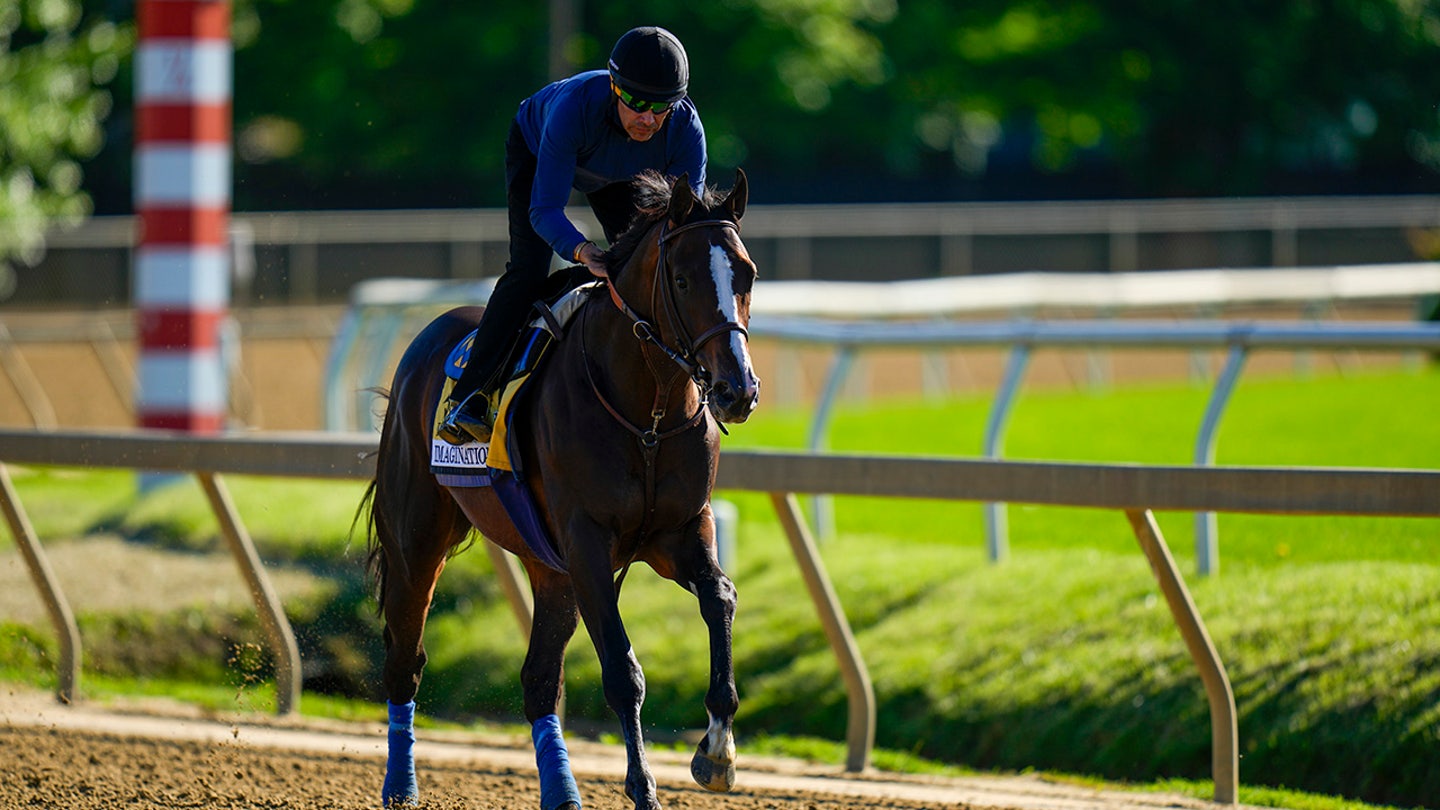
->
[357,380,442,620]
[355,306,485,621]
[352,386,397,617]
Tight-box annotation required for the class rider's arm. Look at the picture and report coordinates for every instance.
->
[529,101,591,263]
[669,102,708,196]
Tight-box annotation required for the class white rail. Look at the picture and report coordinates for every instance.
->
[751,263,1440,318]
[324,263,1440,430]
[760,317,1440,572]
[326,265,1440,572]
[324,265,1440,575]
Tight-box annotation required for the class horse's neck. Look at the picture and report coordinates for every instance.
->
[578,296,699,424]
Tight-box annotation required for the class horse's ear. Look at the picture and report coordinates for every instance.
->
[725,168,748,222]
[668,172,695,226]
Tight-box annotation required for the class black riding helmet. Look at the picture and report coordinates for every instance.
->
[607,26,689,104]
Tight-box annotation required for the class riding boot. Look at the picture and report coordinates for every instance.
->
[438,387,495,445]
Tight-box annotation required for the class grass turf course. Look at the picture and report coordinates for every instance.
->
[1,366,1436,809]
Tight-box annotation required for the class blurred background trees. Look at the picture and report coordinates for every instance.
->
[0,0,128,286]
[27,0,1440,220]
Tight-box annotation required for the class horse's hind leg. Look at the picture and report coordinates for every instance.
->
[376,487,467,807]
[520,563,582,810]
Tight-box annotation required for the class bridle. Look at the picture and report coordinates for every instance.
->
[579,216,752,572]
[587,215,750,439]
[605,217,750,390]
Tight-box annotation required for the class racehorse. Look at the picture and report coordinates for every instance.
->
[360,169,759,810]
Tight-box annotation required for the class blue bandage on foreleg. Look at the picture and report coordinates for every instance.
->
[382,700,419,807]
[532,713,582,810]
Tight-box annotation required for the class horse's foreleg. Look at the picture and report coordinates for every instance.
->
[521,563,582,810]
[674,523,739,792]
[568,523,659,810]
[689,567,738,791]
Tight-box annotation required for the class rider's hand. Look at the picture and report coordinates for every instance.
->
[577,241,608,279]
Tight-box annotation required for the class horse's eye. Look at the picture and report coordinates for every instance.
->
[675,276,689,292]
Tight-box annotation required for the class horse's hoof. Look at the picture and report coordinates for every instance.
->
[690,742,736,792]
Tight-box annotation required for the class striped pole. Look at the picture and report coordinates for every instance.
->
[134,0,231,432]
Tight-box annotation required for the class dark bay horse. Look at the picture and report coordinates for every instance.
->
[361,170,759,809]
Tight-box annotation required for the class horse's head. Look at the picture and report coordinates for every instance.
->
[616,169,760,424]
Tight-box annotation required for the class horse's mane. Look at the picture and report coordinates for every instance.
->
[600,170,728,278]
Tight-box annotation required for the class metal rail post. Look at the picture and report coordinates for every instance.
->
[806,346,855,541]
[0,322,58,430]
[1193,345,1248,576]
[982,343,1031,563]
[196,472,303,715]
[91,320,137,413]
[483,540,533,641]
[322,308,362,430]
[0,463,81,704]
[771,492,874,772]
[1126,509,1238,804]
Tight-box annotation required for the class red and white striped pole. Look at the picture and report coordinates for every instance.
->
[134,0,231,432]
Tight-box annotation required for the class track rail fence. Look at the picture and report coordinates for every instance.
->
[321,264,1440,577]
[1,429,1437,803]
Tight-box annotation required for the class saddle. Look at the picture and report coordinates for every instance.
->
[428,281,603,572]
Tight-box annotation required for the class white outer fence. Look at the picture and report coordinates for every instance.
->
[2,429,1437,803]
[324,263,1440,433]
[324,264,1440,575]
[759,317,1440,574]
[323,263,1440,433]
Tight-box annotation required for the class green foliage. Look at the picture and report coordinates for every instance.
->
[99,0,1435,209]
[0,0,129,286]
[0,467,134,548]
[14,1,1440,221]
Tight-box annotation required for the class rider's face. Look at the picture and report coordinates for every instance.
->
[617,100,668,142]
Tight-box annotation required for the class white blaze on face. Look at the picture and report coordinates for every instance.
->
[709,242,751,362]
[709,243,738,321]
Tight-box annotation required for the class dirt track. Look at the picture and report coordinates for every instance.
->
[0,691,1237,810]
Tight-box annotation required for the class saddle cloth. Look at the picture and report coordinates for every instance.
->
[427,282,600,572]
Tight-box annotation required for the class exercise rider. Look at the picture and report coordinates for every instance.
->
[437,25,707,445]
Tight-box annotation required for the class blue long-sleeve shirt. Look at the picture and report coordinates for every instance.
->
[514,70,707,261]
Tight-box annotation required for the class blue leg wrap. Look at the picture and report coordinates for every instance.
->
[532,714,582,810]
[383,701,419,807]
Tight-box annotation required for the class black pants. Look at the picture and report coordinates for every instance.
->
[452,121,638,399]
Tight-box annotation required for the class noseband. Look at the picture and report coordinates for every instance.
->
[606,218,750,388]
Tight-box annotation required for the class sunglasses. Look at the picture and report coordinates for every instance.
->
[613,83,674,115]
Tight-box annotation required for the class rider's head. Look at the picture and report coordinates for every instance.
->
[608,26,689,109]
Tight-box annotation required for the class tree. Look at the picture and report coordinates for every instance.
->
[79,0,1440,212]
[830,0,1440,195]
[0,0,129,296]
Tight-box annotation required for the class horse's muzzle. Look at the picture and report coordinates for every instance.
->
[708,372,760,424]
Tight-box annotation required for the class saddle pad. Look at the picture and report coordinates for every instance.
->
[426,294,588,574]
[429,281,599,480]
[429,337,491,487]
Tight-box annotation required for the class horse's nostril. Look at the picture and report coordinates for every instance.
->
[711,379,735,406]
